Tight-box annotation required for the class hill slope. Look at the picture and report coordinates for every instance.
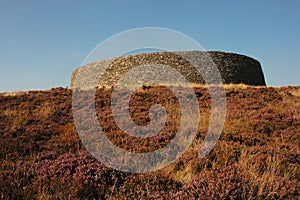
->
[0,85,299,199]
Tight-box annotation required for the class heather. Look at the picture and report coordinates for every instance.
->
[0,86,299,199]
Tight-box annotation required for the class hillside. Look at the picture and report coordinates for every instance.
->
[0,85,299,199]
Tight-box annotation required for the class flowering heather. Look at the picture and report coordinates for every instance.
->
[0,86,299,199]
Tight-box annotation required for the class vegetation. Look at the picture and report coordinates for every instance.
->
[0,85,299,199]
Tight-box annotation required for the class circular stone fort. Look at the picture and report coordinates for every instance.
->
[70,51,266,89]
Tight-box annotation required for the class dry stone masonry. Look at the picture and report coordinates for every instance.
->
[70,51,266,89]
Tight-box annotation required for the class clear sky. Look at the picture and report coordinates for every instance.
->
[0,0,299,92]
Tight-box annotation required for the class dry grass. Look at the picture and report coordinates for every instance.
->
[36,191,53,200]
[3,101,53,130]
[33,101,53,121]
[74,83,268,91]
[3,108,30,130]
[57,123,79,144]
[238,148,298,197]
[0,91,30,97]
[165,163,194,183]
[289,87,300,97]
[191,83,266,89]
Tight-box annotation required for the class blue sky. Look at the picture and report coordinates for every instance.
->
[0,0,299,92]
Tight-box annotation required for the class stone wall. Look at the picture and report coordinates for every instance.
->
[70,51,266,88]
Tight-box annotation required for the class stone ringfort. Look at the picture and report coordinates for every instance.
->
[70,51,266,89]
